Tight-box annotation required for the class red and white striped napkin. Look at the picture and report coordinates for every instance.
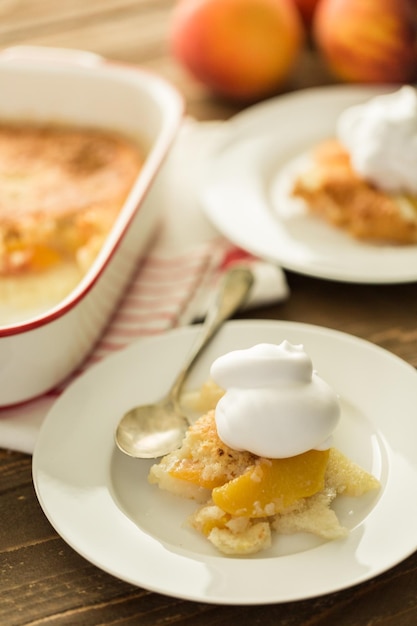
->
[0,120,289,454]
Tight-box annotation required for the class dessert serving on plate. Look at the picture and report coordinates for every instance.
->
[291,86,417,244]
[149,341,380,556]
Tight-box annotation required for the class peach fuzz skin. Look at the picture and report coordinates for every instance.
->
[313,0,417,84]
[170,0,305,102]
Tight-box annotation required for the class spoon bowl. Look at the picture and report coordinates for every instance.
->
[115,400,188,459]
[115,266,254,458]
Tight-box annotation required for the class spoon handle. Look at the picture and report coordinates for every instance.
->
[168,267,254,405]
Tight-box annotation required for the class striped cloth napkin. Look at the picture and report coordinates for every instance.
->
[0,119,289,454]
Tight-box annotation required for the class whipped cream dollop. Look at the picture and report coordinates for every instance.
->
[210,341,340,459]
[337,86,417,195]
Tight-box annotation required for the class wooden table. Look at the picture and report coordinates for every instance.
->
[1,2,417,624]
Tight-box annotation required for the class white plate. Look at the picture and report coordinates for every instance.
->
[33,320,417,605]
[200,85,417,284]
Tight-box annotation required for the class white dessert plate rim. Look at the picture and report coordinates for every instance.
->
[200,84,417,284]
[32,319,417,604]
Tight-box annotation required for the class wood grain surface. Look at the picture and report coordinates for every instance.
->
[1,2,417,624]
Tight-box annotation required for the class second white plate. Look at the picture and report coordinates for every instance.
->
[33,320,417,604]
[200,85,417,284]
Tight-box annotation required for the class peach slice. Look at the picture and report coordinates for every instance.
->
[30,245,62,270]
[212,449,330,517]
[3,241,62,273]
[168,458,225,490]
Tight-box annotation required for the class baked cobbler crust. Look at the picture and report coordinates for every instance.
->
[0,123,143,276]
[0,123,143,323]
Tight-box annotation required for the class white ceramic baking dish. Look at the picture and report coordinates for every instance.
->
[0,46,183,407]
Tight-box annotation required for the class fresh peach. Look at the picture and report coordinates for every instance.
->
[170,0,305,102]
[313,0,417,83]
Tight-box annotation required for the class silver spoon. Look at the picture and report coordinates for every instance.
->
[115,266,254,458]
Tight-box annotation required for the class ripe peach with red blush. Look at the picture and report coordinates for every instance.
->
[170,0,305,102]
[313,0,417,83]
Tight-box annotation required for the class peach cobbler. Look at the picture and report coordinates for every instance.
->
[149,343,380,556]
[292,139,417,244]
[0,122,143,322]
